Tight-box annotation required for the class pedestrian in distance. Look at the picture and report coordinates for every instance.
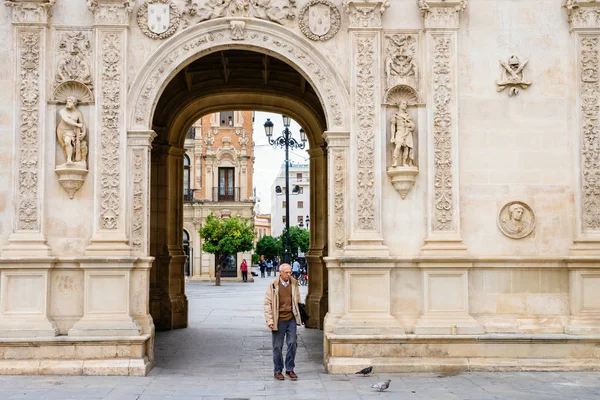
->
[240,259,248,282]
[259,256,266,278]
[292,258,300,280]
[264,263,302,381]
[266,259,273,277]
[272,259,279,275]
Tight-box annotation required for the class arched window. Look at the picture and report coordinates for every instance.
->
[183,154,191,199]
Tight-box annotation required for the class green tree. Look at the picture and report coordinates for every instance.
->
[256,235,281,260]
[251,253,260,265]
[198,214,255,286]
[278,226,310,260]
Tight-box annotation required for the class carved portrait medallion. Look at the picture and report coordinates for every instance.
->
[137,0,181,40]
[299,0,341,41]
[497,201,535,239]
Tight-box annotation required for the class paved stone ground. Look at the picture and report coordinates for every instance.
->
[1,279,600,399]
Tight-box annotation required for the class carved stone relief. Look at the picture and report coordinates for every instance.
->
[384,33,418,91]
[580,36,600,230]
[132,28,344,130]
[230,20,245,40]
[333,152,345,248]
[432,35,454,231]
[496,55,531,97]
[137,0,181,40]
[417,0,467,29]
[54,31,93,93]
[99,32,123,229]
[565,1,600,30]
[16,31,41,230]
[343,0,389,28]
[181,0,296,27]
[5,0,55,24]
[87,0,134,25]
[497,201,535,239]
[298,0,341,42]
[355,36,376,230]
[131,149,144,251]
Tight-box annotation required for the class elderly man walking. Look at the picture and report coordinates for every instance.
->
[264,263,302,380]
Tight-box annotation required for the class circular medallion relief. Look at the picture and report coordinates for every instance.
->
[298,0,341,42]
[137,0,181,40]
[497,201,535,239]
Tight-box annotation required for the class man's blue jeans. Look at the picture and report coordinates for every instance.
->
[272,319,297,373]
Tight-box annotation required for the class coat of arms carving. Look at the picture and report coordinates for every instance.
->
[299,0,341,41]
[137,0,181,40]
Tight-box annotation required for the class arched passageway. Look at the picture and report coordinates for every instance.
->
[147,49,331,332]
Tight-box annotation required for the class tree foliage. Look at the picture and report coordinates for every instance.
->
[278,226,310,258]
[256,235,281,260]
[198,214,255,285]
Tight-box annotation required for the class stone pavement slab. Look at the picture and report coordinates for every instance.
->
[0,281,599,399]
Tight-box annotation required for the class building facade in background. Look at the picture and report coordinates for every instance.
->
[254,214,272,246]
[183,111,255,281]
[271,162,310,239]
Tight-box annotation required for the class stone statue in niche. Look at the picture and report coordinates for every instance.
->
[498,201,535,239]
[57,96,88,167]
[496,55,531,97]
[390,101,415,167]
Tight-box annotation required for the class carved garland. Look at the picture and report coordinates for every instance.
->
[99,33,122,230]
[580,36,600,230]
[131,149,144,251]
[133,29,344,129]
[181,0,297,26]
[432,35,453,231]
[355,36,376,230]
[137,0,181,40]
[17,31,41,231]
[334,152,345,248]
[298,0,341,42]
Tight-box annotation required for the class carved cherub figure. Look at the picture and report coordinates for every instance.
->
[496,55,531,97]
[57,96,87,166]
[390,101,415,168]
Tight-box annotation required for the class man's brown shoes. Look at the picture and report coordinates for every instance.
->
[274,372,285,380]
[285,371,298,380]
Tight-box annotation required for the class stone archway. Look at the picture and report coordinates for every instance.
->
[126,19,351,332]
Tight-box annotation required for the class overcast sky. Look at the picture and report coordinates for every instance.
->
[252,111,309,214]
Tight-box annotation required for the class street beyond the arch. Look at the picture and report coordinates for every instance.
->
[0,281,598,399]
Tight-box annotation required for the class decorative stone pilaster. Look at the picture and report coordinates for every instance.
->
[415,0,481,335]
[344,0,389,256]
[2,1,55,257]
[323,132,349,255]
[85,1,132,255]
[564,1,600,334]
[128,131,156,256]
[565,1,600,256]
[419,0,467,255]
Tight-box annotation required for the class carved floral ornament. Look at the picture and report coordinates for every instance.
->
[565,0,600,30]
[417,0,468,29]
[87,0,134,25]
[137,0,181,40]
[298,0,341,42]
[181,0,297,27]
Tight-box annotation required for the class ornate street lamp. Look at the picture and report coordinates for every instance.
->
[264,116,307,264]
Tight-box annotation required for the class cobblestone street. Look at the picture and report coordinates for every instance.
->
[0,280,599,399]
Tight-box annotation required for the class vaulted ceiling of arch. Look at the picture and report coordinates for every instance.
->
[152,50,327,145]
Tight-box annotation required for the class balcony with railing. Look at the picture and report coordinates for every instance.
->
[183,187,242,202]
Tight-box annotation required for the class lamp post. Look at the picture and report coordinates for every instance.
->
[264,116,306,264]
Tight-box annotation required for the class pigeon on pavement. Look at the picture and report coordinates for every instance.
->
[371,379,391,392]
[355,366,373,376]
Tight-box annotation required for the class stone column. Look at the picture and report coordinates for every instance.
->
[0,0,58,337]
[2,0,54,257]
[343,1,389,256]
[414,0,482,335]
[564,1,600,333]
[419,0,467,255]
[305,145,328,329]
[84,0,132,256]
